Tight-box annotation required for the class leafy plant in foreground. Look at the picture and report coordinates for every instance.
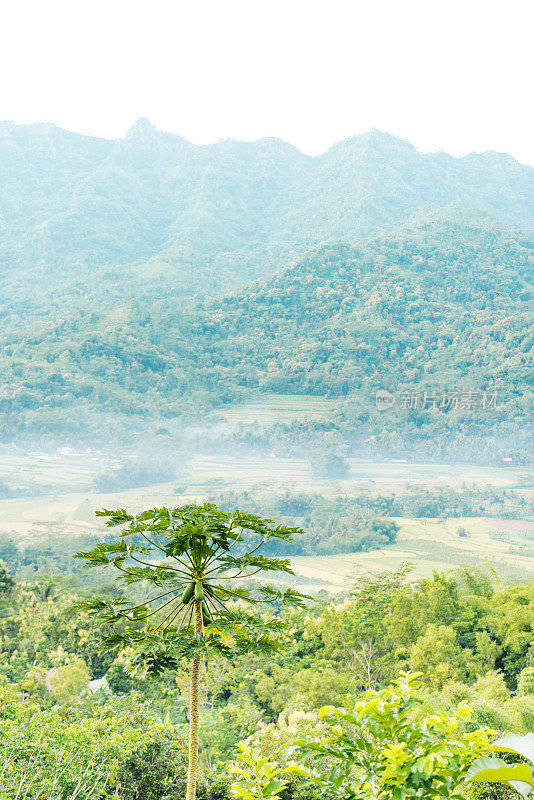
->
[75,503,309,800]
[466,733,534,797]
[230,743,297,799]
[0,687,167,800]
[292,672,494,799]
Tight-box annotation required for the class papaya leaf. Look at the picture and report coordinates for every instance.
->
[466,757,534,796]
[492,734,534,765]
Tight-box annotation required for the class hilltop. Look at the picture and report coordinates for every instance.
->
[1,120,534,322]
[1,207,531,460]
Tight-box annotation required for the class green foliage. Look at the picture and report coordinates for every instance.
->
[293,672,495,799]
[0,558,14,593]
[75,503,310,800]
[320,564,411,686]
[467,734,534,797]
[22,657,91,705]
[518,668,534,697]
[2,122,533,303]
[408,624,476,687]
[229,743,304,799]
[0,687,171,799]
[0,582,113,688]
[0,530,109,582]
[75,503,310,673]
[0,206,531,463]
[319,565,534,692]
[3,560,534,797]
[310,454,350,480]
[93,457,178,492]
[213,489,400,556]
[199,703,264,764]
[113,731,231,800]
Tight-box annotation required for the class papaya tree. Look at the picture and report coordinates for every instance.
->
[75,503,309,800]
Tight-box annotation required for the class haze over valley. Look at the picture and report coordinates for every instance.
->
[4,4,534,795]
[0,119,531,587]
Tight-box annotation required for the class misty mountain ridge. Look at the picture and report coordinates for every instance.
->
[0,120,531,459]
[1,118,534,302]
[1,207,531,459]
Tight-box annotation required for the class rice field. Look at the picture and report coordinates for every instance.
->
[0,391,532,588]
[290,516,534,592]
[211,392,341,426]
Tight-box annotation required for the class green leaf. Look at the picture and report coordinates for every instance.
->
[71,503,310,668]
[284,764,310,777]
[466,757,534,796]
[492,734,534,765]
[262,780,286,794]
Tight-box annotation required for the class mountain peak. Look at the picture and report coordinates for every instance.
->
[124,117,157,141]
[120,118,193,155]
[324,129,418,161]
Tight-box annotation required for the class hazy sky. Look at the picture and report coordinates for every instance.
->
[1,0,533,164]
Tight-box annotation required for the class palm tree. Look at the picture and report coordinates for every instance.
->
[32,581,58,602]
[75,502,309,800]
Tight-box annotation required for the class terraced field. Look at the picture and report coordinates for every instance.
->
[290,516,534,592]
[211,392,341,427]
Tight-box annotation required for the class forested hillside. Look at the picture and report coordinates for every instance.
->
[0,121,532,459]
[4,559,534,797]
[166,208,531,398]
[2,207,531,461]
[2,119,534,315]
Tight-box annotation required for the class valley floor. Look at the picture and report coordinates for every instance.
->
[2,446,532,586]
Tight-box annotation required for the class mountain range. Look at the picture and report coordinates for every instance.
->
[0,120,532,458]
[1,119,534,310]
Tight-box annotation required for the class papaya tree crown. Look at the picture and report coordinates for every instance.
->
[75,503,311,675]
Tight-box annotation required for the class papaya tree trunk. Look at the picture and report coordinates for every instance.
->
[186,601,203,800]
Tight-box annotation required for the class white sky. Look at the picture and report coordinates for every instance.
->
[1,0,533,164]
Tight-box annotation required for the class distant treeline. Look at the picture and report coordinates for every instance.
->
[0,532,105,583]
[1,482,529,579]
